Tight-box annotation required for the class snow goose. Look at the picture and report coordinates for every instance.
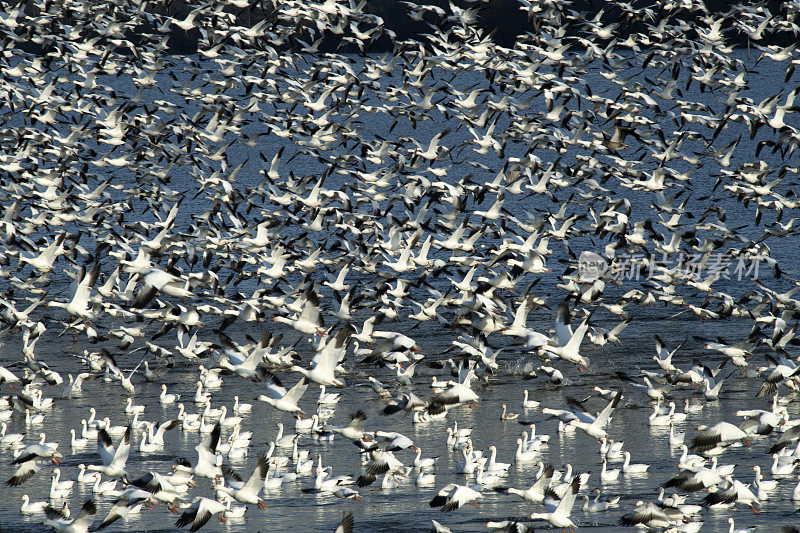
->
[567,390,622,440]
[317,385,340,405]
[690,422,748,453]
[87,426,131,478]
[215,454,268,508]
[475,463,503,488]
[273,422,297,448]
[193,422,223,479]
[356,449,406,487]
[6,440,62,486]
[676,445,706,470]
[0,422,24,447]
[77,464,101,484]
[522,390,540,409]
[290,325,351,388]
[501,463,553,503]
[160,384,179,404]
[429,482,483,511]
[20,493,49,514]
[619,500,673,529]
[649,401,676,426]
[515,438,538,461]
[622,451,650,474]
[70,429,89,449]
[501,404,519,420]
[256,369,309,415]
[124,397,145,415]
[217,406,241,428]
[50,468,74,499]
[601,458,621,482]
[583,488,618,512]
[530,476,581,529]
[485,445,511,474]
[330,411,368,440]
[600,439,624,461]
[175,497,228,531]
[727,517,757,533]
[220,497,247,519]
[145,419,181,447]
[91,476,120,497]
[411,446,436,471]
[273,286,325,335]
[771,453,796,476]
[522,425,550,451]
[43,499,97,533]
[665,465,724,492]
[194,381,211,404]
[751,465,778,496]
[428,365,479,411]
[233,396,252,415]
[669,423,685,447]
[704,477,761,512]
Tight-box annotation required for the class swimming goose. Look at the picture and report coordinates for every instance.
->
[522,390,540,409]
[50,467,75,499]
[317,385,341,405]
[515,438,539,461]
[77,464,101,484]
[485,445,511,474]
[20,493,49,514]
[622,451,650,474]
[160,384,179,404]
[582,488,615,513]
[1,422,24,447]
[233,396,252,415]
[601,458,621,482]
[410,446,436,471]
[501,404,519,420]
[272,422,297,448]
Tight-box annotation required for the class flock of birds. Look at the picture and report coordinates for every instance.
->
[4,0,800,531]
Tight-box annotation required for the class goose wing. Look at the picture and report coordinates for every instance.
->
[110,426,132,470]
[592,389,622,428]
[98,428,115,466]
[71,499,98,531]
[284,376,310,404]
[554,476,580,517]
[258,367,288,399]
[242,454,269,494]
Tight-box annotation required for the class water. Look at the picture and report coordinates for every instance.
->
[3,4,800,532]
